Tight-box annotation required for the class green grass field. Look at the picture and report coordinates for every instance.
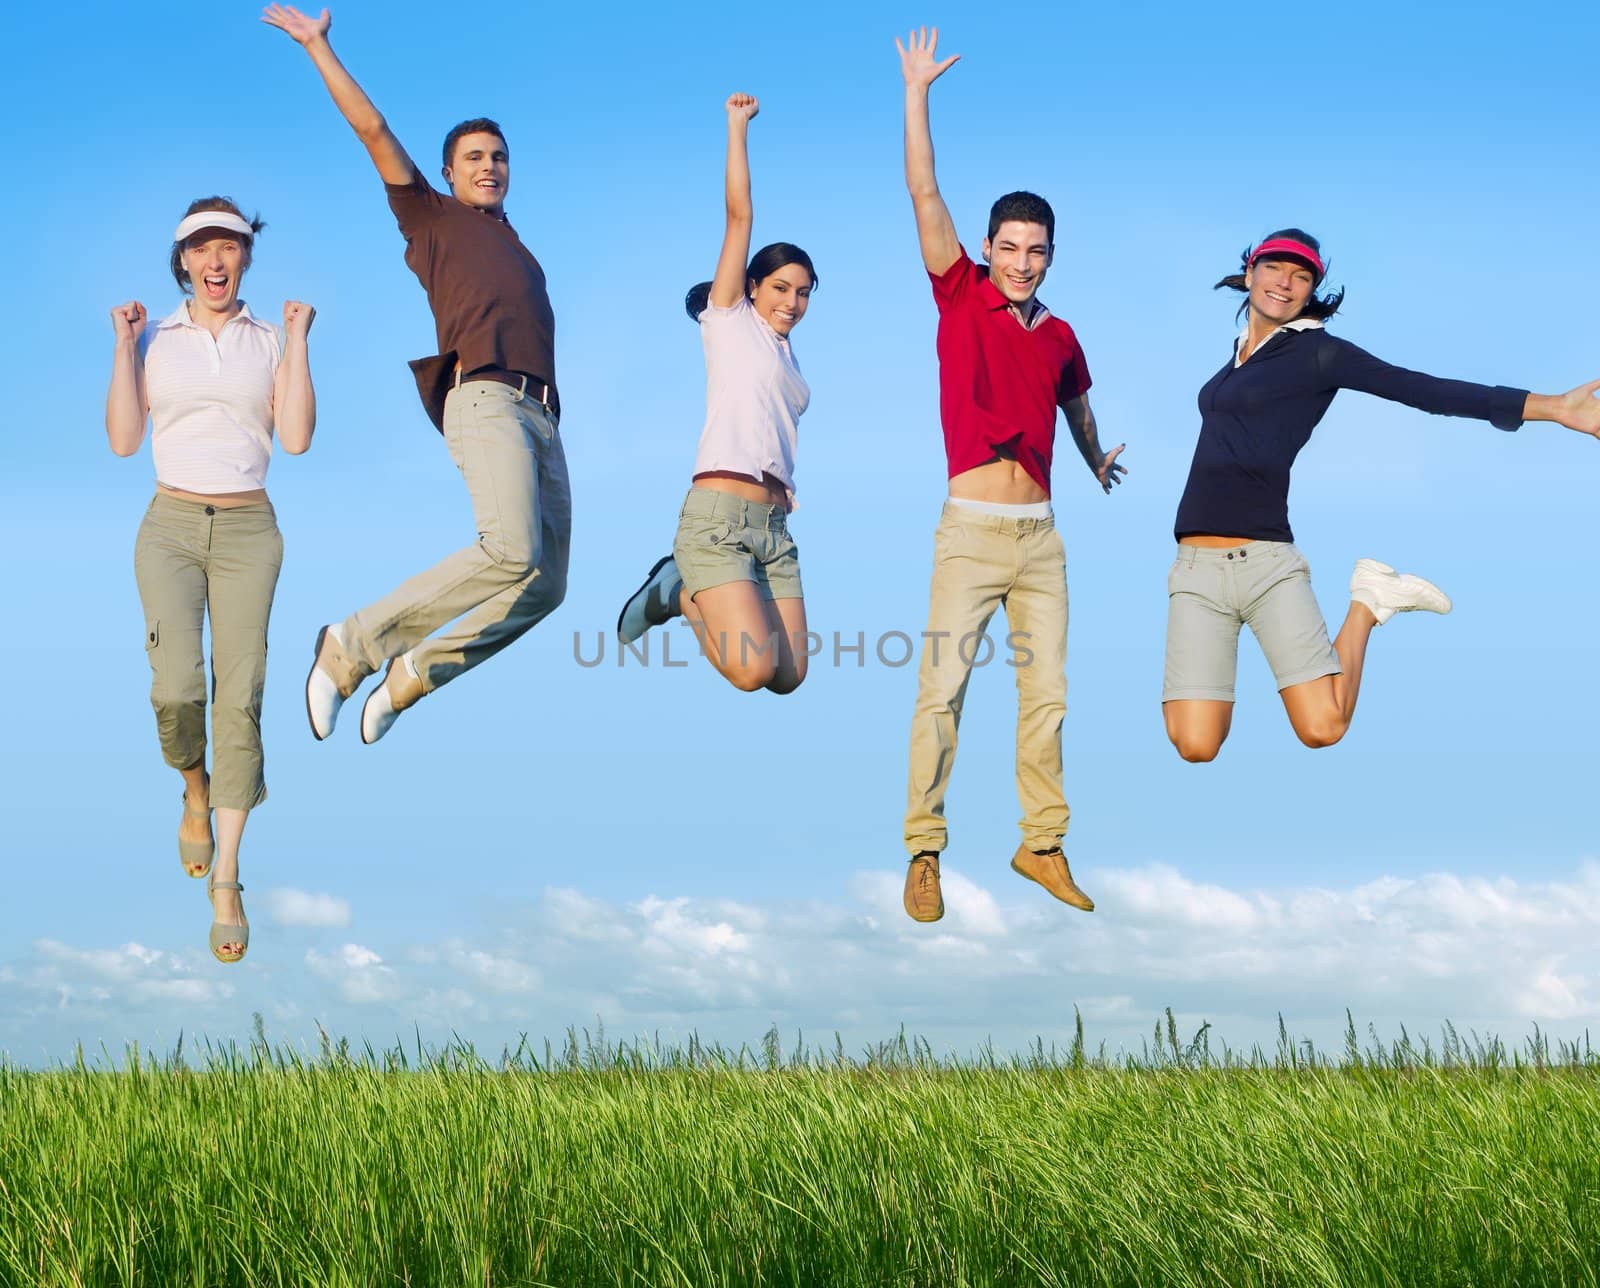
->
[3,1016,1598,1286]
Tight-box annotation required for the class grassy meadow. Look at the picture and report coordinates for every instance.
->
[2,1015,1598,1286]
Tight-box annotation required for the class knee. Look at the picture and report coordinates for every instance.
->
[481,528,541,579]
[1170,733,1222,764]
[1293,717,1348,750]
[150,675,205,720]
[532,563,568,614]
[724,659,778,692]
[767,663,807,696]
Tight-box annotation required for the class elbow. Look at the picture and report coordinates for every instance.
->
[353,114,390,145]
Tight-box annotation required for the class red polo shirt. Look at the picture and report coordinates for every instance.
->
[930,248,1092,497]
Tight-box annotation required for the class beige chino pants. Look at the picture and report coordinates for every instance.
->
[133,494,283,811]
[341,380,572,692]
[904,504,1070,856]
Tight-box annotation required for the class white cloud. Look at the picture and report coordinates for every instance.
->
[304,943,400,1004]
[261,888,352,928]
[6,861,1600,1061]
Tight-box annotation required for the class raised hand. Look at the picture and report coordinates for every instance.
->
[726,92,759,123]
[283,300,316,340]
[261,3,330,45]
[1097,444,1129,494]
[896,26,960,90]
[110,301,147,343]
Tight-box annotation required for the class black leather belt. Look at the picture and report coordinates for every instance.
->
[465,366,559,419]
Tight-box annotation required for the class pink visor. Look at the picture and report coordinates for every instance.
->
[1249,237,1325,280]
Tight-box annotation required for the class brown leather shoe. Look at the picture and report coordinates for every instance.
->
[1010,844,1095,912]
[903,851,945,922]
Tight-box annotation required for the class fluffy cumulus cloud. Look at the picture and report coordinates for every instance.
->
[6,861,1600,1062]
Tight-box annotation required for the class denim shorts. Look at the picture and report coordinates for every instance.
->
[1163,541,1341,702]
[672,486,803,601]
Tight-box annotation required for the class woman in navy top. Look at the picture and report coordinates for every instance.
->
[1163,228,1600,762]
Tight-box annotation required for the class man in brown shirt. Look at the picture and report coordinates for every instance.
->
[266,4,571,745]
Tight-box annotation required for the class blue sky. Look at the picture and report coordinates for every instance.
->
[1,0,1597,1064]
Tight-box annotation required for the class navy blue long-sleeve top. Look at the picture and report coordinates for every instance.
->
[1173,325,1528,542]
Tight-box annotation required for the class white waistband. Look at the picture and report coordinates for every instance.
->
[947,496,1053,519]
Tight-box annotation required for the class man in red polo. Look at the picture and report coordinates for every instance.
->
[896,27,1127,923]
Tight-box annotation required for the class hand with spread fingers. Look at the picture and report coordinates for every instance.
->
[261,2,330,45]
[1097,444,1129,494]
[896,25,960,90]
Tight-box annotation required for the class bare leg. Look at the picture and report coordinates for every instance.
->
[1163,699,1235,763]
[210,807,248,958]
[681,581,783,691]
[765,597,809,694]
[1278,602,1378,748]
[178,761,210,849]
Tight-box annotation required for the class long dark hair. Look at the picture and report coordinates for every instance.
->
[685,242,818,321]
[169,196,265,294]
[1214,227,1344,322]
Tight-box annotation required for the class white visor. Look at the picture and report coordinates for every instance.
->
[173,210,254,243]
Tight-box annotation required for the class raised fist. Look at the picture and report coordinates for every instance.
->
[110,301,147,342]
[283,300,317,339]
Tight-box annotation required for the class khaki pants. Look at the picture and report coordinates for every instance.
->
[904,503,1070,856]
[133,494,283,811]
[341,380,572,691]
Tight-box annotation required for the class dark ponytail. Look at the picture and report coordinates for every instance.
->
[1214,227,1344,322]
[684,281,714,320]
[684,242,818,322]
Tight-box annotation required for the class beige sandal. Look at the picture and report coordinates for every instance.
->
[206,871,250,963]
[178,788,214,878]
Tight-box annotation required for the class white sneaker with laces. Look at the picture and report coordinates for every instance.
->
[616,555,683,645]
[1349,558,1452,626]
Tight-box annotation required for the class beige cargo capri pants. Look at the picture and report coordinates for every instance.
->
[133,493,283,810]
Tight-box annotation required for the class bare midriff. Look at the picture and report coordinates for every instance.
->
[157,483,270,508]
[692,470,790,510]
[1178,534,1252,548]
[948,457,1048,506]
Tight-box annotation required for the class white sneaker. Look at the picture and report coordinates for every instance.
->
[306,624,362,741]
[616,555,683,645]
[1349,558,1452,626]
[361,652,424,745]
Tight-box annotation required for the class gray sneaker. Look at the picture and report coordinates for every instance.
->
[617,555,683,644]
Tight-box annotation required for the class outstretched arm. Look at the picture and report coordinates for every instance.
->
[708,94,759,310]
[262,5,415,185]
[1063,396,1127,494]
[105,302,148,456]
[1523,381,1600,438]
[896,26,961,275]
[274,301,317,454]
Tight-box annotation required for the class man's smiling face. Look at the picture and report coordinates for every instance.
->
[982,220,1052,309]
[443,132,510,214]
